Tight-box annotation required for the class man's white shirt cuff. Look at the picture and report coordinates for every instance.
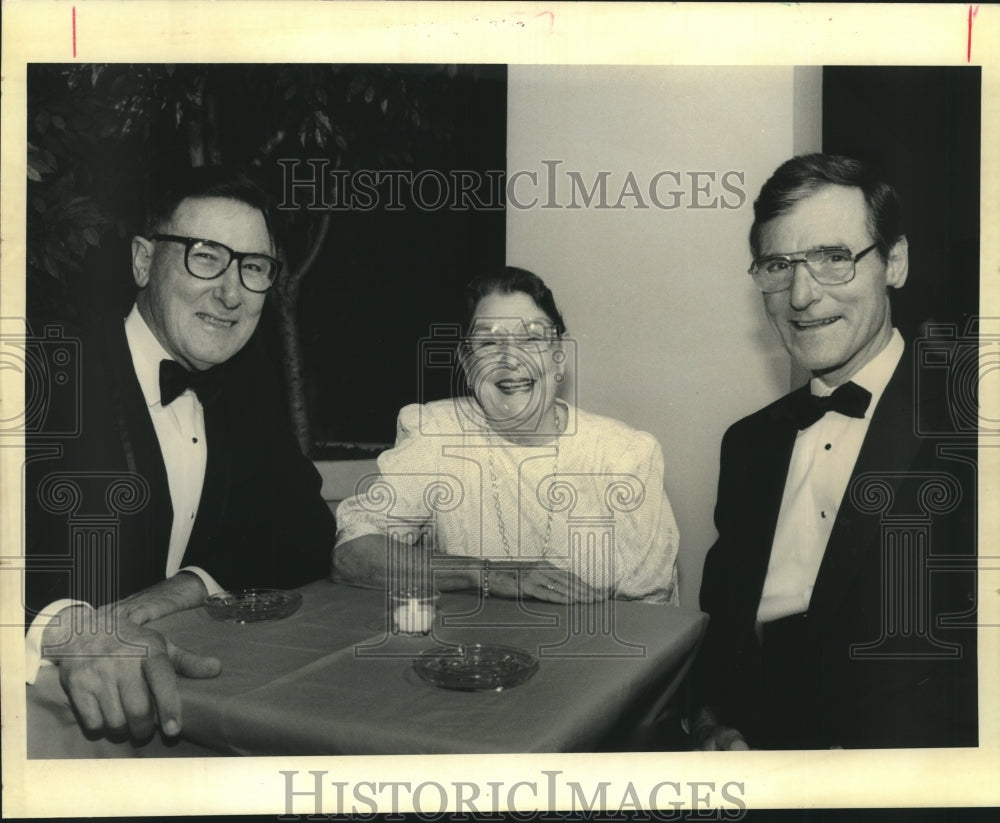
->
[177,566,223,597]
[26,569,220,685]
[25,599,92,685]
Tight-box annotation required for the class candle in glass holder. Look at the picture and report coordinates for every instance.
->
[391,590,438,635]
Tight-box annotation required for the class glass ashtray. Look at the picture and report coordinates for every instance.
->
[203,588,302,623]
[414,643,539,691]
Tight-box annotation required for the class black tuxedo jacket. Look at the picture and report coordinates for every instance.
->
[24,313,336,618]
[693,345,978,749]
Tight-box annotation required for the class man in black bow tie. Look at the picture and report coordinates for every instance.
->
[25,167,337,745]
[689,154,977,750]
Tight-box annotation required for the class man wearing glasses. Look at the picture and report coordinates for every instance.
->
[690,154,977,750]
[25,167,336,746]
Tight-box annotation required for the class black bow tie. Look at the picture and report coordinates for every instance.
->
[159,359,221,406]
[792,380,872,430]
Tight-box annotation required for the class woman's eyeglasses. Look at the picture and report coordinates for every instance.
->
[464,320,560,355]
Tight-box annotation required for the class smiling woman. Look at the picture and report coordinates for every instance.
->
[461,287,566,445]
[332,267,681,606]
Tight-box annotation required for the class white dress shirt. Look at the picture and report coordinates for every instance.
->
[125,305,208,575]
[756,329,904,623]
[25,306,222,683]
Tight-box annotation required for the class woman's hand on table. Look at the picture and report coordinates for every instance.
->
[332,535,612,602]
[488,561,611,603]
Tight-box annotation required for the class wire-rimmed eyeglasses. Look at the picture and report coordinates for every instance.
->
[463,319,560,356]
[748,243,878,294]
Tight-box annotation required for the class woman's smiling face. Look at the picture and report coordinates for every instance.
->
[462,290,563,434]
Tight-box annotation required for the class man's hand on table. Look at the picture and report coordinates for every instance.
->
[115,570,212,626]
[690,706,750,751]
[41,572,222,740]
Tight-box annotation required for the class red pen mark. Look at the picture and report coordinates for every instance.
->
[967,5,979,63]
[72,6,77,58]
[536,10,554,31]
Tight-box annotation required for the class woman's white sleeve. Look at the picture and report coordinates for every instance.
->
[334,404,437,547]
[612,435,680,605]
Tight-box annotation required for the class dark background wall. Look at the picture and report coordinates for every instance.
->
[290,68,507,449]
[822,67,980,340]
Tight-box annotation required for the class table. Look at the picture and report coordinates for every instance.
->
[27,580,707,756]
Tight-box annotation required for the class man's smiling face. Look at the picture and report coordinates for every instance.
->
[132,196,272,371]
[760,184,908,385]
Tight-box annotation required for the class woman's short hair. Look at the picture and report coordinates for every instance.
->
[749,153,904,262]
[464,266,568,336]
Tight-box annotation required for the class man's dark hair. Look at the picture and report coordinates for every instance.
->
[749,153,904,262]
[464,266,568,336]
[143,165,276,245]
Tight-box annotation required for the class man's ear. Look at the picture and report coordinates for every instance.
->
[885,235,909,290]
[131,236,154,288]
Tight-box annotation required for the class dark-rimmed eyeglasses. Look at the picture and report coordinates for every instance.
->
[151,234,281,293]
[748,243,878,294]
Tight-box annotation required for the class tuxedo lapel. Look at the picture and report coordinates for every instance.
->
[103,321,173,584]
[808,352,923,618]
[107,320,235,579]
[186,378,233,550]
[740,391,804,610]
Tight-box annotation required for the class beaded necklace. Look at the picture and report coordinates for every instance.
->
[486,405,561,559]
